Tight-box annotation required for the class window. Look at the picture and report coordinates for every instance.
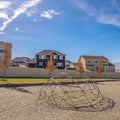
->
[39,55,46,59]
[59,55,63,60]
[0,50,4,53]
[88,61,91,63]
[0,55,3,60]
[57,63,63,67]
[22,59,25,62]
[39,62,43,66]
[54,55,58,59]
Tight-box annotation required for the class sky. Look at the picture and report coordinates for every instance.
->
[0,0,120,63]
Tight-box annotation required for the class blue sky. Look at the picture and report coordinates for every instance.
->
[0,0,120,62]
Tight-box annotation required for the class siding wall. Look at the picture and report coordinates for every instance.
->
[79,57,115,72]
[0,67,120,79]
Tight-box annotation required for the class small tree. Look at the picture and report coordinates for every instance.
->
[96,64,103,78]
[77,61,85,81]
[77,62,85,74]
[46,52,56,77]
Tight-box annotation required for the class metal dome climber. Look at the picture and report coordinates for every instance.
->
[38,72,114,112]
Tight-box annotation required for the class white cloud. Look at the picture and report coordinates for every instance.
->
[25,8,37,17]
[0,0,42,31]
[0,11,9,19]
[111,0,120,12]
[73,0,120,28]
[14,27,19,32]
[0,1,11,9]
[40,9,60,19]
[74,0,96,17]
[0,31,4,34]
[97,14,120,27]
[33,19,38,22]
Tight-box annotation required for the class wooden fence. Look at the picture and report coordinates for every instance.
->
[0,67,120,78]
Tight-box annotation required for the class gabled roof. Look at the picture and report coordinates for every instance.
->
[109,62,115,66]
[36,50,65,56]
[65,60,73,63]
[80,55,108,60]
[13,57,31,60]
[65,60,77,65]
[72,62,77,66]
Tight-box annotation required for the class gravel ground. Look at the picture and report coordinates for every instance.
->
[0,81,120,120]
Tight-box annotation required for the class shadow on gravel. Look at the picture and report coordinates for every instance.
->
[38,97,115,112]
[6,87,33,94]
[59,98,115,112]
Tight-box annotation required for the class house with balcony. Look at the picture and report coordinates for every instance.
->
[78,55,115,72]
[36,50,65,69]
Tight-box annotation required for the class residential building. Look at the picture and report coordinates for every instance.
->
[25,58,36,68]
[65,60,77,70]
[0,41,12,62]
[26,62,36,68]
[78,55,115,72]
[12,57,31,67]
[36,50,65,69]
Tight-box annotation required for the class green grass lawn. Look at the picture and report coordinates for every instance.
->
[0,78,81,84]
[0,78,48,85]
[0,77,119,85]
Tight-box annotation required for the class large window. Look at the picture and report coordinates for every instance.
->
[39,62,43,66]
[57,62,63,67]
[54,55,58,59]
[0,55,3,60]
[39,55,46,59]
[88,61,91,63]
[59,55,63,60]
[0,50,4,53]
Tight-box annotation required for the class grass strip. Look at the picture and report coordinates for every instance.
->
[0,78,119,85]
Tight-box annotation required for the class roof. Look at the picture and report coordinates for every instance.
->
[109,62,115,66]
[65,60,73,63]
[80,55,108,60]
[65,60,77,65]
[72,62,77,66]
[0,41,12,48]
[36,50,65,56]
[13,57,31,60]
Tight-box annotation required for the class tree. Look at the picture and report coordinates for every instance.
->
[46,52,56,77]
[0,43,12,80]
[77,61,85,74]
[96,64,103,78]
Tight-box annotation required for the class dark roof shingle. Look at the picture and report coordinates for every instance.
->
[36,50,65,56]
[81,55,108,60]
[109,62,115,66]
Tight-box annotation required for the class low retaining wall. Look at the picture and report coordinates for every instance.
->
[0,67,120,78]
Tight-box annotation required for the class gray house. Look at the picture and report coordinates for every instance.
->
[36,50,65,69]
[12,57,31,67]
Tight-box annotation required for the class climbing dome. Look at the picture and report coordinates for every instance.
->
[38,72,114,111]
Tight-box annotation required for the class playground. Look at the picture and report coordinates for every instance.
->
[0,81,120,120]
